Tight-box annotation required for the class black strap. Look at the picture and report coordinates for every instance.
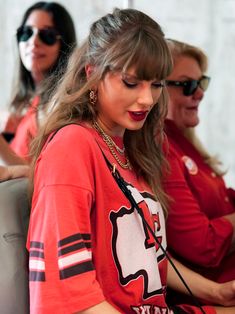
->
[98,146,205,314]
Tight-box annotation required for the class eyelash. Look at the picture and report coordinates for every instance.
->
[122,80,137,88]
[122,79,164,89]
[152,82,164,89]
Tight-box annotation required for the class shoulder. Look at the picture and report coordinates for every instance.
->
[38,123,103,168]
[47,124,97,151]
[35,124,104,186]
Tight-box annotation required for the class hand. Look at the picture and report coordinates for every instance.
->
[214,280,235,306]
[167,257,235,307]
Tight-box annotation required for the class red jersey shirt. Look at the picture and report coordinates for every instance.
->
[164,119,235,282]
[27,124,172,313]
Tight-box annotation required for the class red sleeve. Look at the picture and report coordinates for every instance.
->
[164,148,233,268]
[228,188,235,207]
[27,126,105,313]
[10,109,37,160]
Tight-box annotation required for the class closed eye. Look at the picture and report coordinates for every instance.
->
[152,81,165,88]
[122,79,138,88]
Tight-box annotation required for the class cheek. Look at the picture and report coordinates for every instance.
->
[18,43,31,70]
[18,43,26,60]
[168,91,187,111]
[47,45,60,63]
[167,98,182,118]
[98,80,121,105]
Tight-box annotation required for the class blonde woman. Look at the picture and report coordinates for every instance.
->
[164,39,235,304]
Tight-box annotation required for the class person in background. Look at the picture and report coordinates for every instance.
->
[0,1,76,166]
[28,8,235,314]
[164,39,235,304]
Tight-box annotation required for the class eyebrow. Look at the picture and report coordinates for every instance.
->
[122,72,161,82]
[122,72,138,79]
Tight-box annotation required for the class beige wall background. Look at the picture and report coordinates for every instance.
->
[0,0,234,187]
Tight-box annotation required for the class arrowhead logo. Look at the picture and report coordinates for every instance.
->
[110,182,167,299]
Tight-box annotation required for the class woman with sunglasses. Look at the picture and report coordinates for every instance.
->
[163,39,235,304]
[0,1,76,168]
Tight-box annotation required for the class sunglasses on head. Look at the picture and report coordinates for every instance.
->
[16,26,61,46]
[166,75,211,96]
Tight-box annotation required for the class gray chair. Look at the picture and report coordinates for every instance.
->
[0,178,30,314]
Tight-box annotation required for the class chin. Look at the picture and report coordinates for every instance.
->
[187,119,199,128]
[128,123,145,131]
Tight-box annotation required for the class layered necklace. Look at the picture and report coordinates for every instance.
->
[93,121,132,170]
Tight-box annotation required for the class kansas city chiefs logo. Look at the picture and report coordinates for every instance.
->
[110,182,167,299]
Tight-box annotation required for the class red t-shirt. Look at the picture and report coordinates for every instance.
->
[27,124,215,314]
[164,119,235,282]
[10,95,39,160]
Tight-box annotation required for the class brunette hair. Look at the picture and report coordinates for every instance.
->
[31,8,173,211]
[10,1,76,114]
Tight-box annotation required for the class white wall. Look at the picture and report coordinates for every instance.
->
[0,0,234,187]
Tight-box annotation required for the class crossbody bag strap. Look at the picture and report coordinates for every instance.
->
[96,141,205,314]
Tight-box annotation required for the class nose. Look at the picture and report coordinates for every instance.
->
[28,30,40,46]
[137,86,155,108]
[193,86,204,100]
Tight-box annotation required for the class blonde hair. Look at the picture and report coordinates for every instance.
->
[167,39,208,72]
[30,8,173,212]
[167,39,225,176]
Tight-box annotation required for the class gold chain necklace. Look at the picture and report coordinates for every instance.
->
[94,126,125,155]
[93,121,132,170]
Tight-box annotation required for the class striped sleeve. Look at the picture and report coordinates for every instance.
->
[58,233,94,280]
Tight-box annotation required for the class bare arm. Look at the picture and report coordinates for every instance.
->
[0,134,27,165]
[76,273,235,314]
[214,306,235,314]
[74,301,121,313]
[167,257,235,306]
[0,165,29,181]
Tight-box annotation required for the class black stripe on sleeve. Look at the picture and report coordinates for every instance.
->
[58,241,92,257]
[29,271,45,282]
[58,233,91,247]
[30,250,45,258]
[59,260,94,280]
[30,241,44,249]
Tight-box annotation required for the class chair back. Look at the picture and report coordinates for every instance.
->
[0,178,30,314]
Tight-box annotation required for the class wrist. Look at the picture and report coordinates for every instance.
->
[206,282,221,303]
[5,166,12,180]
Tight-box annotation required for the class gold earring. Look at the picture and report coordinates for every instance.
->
[89,89,97,105]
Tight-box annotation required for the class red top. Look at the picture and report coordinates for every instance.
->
[10,95,40,160]
[27,124,214,314]
[164,119,235,282]
[28,124,169,313]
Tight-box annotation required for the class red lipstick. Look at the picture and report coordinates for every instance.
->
[128,111,148,121]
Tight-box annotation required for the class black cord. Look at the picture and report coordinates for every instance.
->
[110,166,206,314]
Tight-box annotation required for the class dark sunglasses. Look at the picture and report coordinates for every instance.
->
[166,75,211,96]
[16,26,61,46]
